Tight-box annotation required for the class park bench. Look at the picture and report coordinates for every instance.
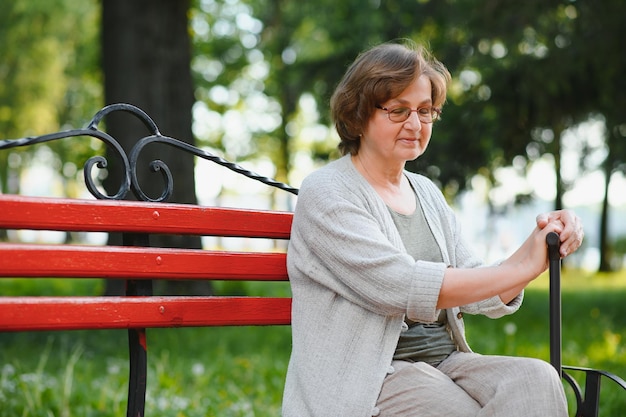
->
[0,104,298,416]
[1,104,624,417]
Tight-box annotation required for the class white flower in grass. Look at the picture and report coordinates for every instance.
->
[107,362,121,375]
[172,395,190,410]
[504,322,517,336]
[2,364,15,376]
[229,400,254,416]
[19,372,38,383]
[0,378,15,393]
[192,362,205,376]
[157,396,169,411]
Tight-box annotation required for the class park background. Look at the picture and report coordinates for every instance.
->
[1,0,625,416]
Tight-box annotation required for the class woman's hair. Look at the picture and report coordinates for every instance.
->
[330,41,451,156]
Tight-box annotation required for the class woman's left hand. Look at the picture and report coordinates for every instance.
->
[536,210,584,258]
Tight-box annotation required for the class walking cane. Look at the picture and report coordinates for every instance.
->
[546,231,562,377]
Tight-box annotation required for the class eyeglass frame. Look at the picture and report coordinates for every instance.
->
[375,104,442,123]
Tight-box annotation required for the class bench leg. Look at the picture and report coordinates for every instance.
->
[127,328,148,417]
[579,371,601,417]
[563,368,605,417]
[125,275,152,417]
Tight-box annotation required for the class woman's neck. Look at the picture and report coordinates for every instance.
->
[354,153,404,188]
[353,153,416,215]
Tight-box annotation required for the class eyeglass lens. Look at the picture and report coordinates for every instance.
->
[388,107,437,123]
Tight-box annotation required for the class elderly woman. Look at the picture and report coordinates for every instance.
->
[282,41,583,417]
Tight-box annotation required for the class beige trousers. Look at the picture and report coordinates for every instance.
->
[375,352,568,417]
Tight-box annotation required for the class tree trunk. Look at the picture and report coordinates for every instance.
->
[598,158,613,272]
[553,124,564,211]
[101,0,210,295]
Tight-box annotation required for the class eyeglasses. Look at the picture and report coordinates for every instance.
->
[375,104,442,123]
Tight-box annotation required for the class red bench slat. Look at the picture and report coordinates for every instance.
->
[0,244,288,280]
[0,296,292,331]
[0,194,292,238]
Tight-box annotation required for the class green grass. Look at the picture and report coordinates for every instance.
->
[1,271,625,416]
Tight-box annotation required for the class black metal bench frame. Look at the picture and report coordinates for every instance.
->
[547,232,626,416]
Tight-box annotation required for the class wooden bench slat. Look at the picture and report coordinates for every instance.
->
[0,243,288,280]
[0,296,292,331]
[0,194,292,238]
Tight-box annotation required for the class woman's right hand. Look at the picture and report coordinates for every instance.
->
[504,220,564,281]
[536,210,584,257]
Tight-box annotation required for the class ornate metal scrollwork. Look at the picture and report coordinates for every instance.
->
[128,133,299,202]
[0,103,299,201]
[0,125,131,200]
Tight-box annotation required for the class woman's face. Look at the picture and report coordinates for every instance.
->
[361,75,434,165]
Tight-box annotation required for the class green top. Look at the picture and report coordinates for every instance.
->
[388,191,456,366]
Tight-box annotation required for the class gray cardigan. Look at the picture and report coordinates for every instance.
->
[282,155,522,417]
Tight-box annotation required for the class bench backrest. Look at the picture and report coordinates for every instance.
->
[0,194,293,331]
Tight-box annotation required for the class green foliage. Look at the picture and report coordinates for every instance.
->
[0,0,102,196]
[0,278,104,296]
[0,0,101,133]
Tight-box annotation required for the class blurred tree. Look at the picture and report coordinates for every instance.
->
[450,1,596,208]
[572,0,626,271]
[101,0,209,294]
[0,0,101,197]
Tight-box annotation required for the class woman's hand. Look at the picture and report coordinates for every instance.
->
[536,210,584,258]
[505,221,563,278]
